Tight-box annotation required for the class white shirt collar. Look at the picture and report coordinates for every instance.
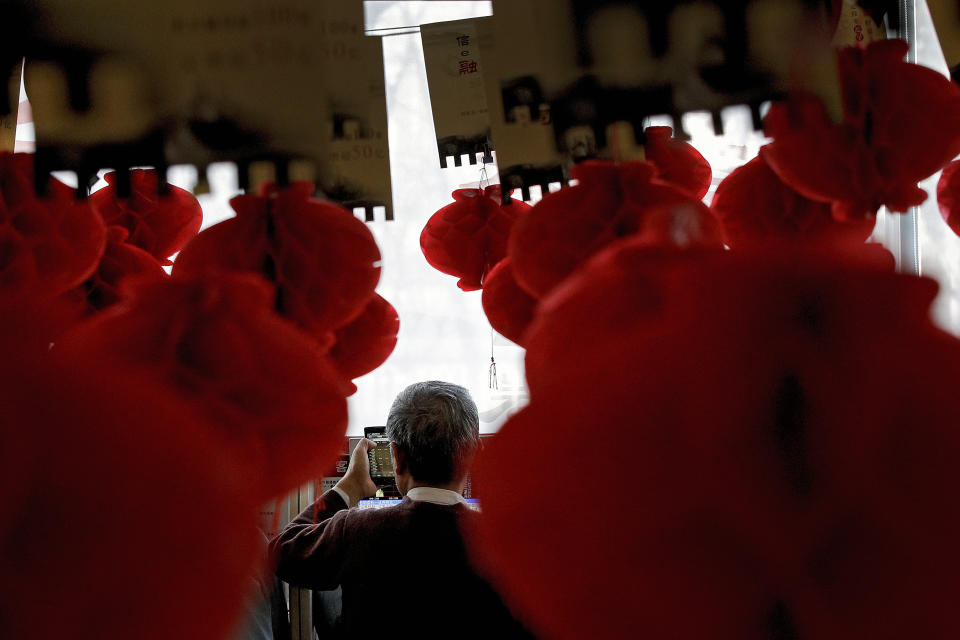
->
[405,486,467,506]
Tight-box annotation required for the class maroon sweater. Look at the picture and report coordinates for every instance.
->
[271,490,535,639]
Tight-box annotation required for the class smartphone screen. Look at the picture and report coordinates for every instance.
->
[364,426,394,485]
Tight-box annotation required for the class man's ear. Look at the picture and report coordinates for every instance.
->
[390,442,407,474]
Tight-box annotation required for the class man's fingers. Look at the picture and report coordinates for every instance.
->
[353,439,373,458]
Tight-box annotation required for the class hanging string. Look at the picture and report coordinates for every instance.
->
[483,159,498,390]
[489,329,498,390]
[480,158,498,390]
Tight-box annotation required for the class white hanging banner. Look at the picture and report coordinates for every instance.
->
[421,19,493,169]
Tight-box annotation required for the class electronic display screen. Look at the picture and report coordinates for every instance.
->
[363,426,395,484]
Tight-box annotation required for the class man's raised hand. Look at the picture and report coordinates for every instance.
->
[334,438,380,507]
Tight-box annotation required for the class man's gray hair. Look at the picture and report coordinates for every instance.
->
[385,381,480,484]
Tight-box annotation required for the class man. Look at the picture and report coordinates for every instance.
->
[270,381,534,639]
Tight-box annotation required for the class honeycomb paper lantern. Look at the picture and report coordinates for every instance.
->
[711,155,875,248]
[936,159,960,237]
[65,225,167,315]
[509,160,720,300]
[56,272,352,500]
[762,39,960,221]
[90,169,202,264]
[0,334,262,640]
[0,152,106,299]
[174,182,381,347]
[420,184,531,291]
[472,241,960,640]
[329,293,400,391]
[480,258,538,347]
[643,125,712,199]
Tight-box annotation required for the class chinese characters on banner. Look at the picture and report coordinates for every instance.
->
[421,16,564,201]
[457,34,479,75]
[421,20,493,169]
[832,0,887,48]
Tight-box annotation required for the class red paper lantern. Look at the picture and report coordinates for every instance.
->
[762,39,960,221]
[643,126,712,199]
[329,293,400,391]
[711,155,876,248]
[90,169,202,264]
[522,241,723,391]
[629,193,722,249]
[174,182,381,346]
[936,159,960,237]
[472,240,960,639]
[0,152,106,299]
[0,336,261,640]
[509,160,721,299]
[480,258,538,346]
[65,225,167,314]
[421,184,531,291]
[56,272,352,500]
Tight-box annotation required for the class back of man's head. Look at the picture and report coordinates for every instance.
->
[386,381,480,484]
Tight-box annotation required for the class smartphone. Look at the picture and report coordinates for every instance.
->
[364,426,395,486]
